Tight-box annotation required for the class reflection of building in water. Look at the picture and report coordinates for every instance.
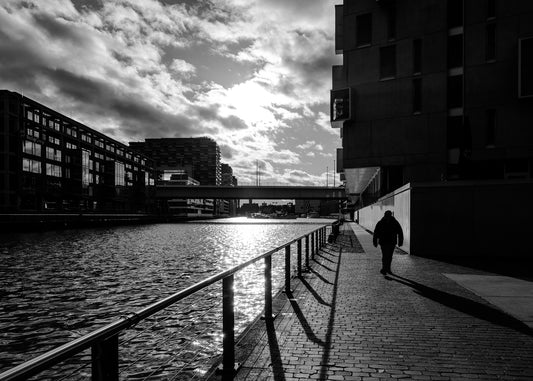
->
[161,172,214,217]
[0,90,156,213]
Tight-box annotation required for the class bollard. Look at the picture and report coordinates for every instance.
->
[285,246,291,293]
[297,239,302,277]
[264,256,272,320]
[92,335,119,381]
[222,275,235,380]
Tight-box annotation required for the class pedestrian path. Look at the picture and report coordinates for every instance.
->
[211,223,533,380]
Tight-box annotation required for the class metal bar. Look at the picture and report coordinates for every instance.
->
[222,275,234,380]
[285,246,291,293]
[305,235,309,269]
[91,335,118,381]
[264,256,272,319]
[297,239,302,277]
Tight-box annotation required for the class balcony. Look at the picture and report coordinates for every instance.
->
[330,87,352,128]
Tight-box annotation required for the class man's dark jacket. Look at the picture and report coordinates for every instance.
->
[373,216,404,246]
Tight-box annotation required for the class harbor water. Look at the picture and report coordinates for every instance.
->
[0,217,331,380]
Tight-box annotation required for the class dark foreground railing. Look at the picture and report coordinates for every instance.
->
[0,224,331,381]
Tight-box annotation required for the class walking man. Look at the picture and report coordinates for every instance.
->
[373,211,403,275]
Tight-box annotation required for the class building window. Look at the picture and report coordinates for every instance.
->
[380,45,396,79]
[335,5,344,53]
[81,134,92,143]
[413,78,422,113]
[22,158,41,174]
[115,161,125,186]
[66,142,77,150]
[46,163,62,177]
[448,34,463,69]
[486,109,496,146]
[46,147,62,162]
[22,140,41,156]
[387,6,396,40]
[65,168,71,179]
[26,110,33,121]
[48,136,60,145]
[106,144,115,153]
[487,0,496,19]
[448,0,463,28]
[447,75,463,108]
[95,139,104,148]
[413,39,422,74]
[82,149,92,187]
[66,127,77,138]
[519,37,533,97]
[356,13,372,47]
[26,128,39,139]
[486,24,496,61]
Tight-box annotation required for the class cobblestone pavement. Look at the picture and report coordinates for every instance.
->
[212,223,533,380]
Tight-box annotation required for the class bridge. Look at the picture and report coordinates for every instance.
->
[155,185,347,200]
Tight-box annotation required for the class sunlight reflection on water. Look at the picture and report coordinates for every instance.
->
[0,217,331,379]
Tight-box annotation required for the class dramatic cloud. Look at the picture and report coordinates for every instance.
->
[0,0,342,185]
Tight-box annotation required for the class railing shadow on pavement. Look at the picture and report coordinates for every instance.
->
[265,319,285,381]
[286,224,354,381]
[308,266,334,285]
[299,277,332,307]
[386,273,533,336]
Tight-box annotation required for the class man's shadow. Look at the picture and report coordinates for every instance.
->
[386,273,533,336]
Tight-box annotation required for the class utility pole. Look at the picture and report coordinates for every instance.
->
[333,160,336,187]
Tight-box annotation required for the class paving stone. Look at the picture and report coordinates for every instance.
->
[207,223,533,380]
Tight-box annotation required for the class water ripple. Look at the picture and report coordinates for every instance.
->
[0,217,329,379]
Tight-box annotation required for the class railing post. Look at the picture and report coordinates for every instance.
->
[305,235,309,269]
[222,275,235,380]
[285,246,291,293]
[311,232,315,259]
[297,239,302,277]
[91,335,119,381]
[264,255,273,320]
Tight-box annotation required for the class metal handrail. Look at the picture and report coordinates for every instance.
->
[0,224,332,381]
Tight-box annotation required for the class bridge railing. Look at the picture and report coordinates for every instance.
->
[0,224,333,381]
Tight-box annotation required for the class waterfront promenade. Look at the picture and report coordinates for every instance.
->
[211,223,533,380]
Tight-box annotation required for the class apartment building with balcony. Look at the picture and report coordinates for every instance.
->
[331,1,533,258]
[0,90,156,213]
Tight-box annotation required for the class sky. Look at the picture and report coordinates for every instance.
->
[0,0,342,186]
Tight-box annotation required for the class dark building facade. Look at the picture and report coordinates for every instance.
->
[332,0,533,206]
[0,90,156,213]
[221,163,238,216]
[130,137,222,186]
